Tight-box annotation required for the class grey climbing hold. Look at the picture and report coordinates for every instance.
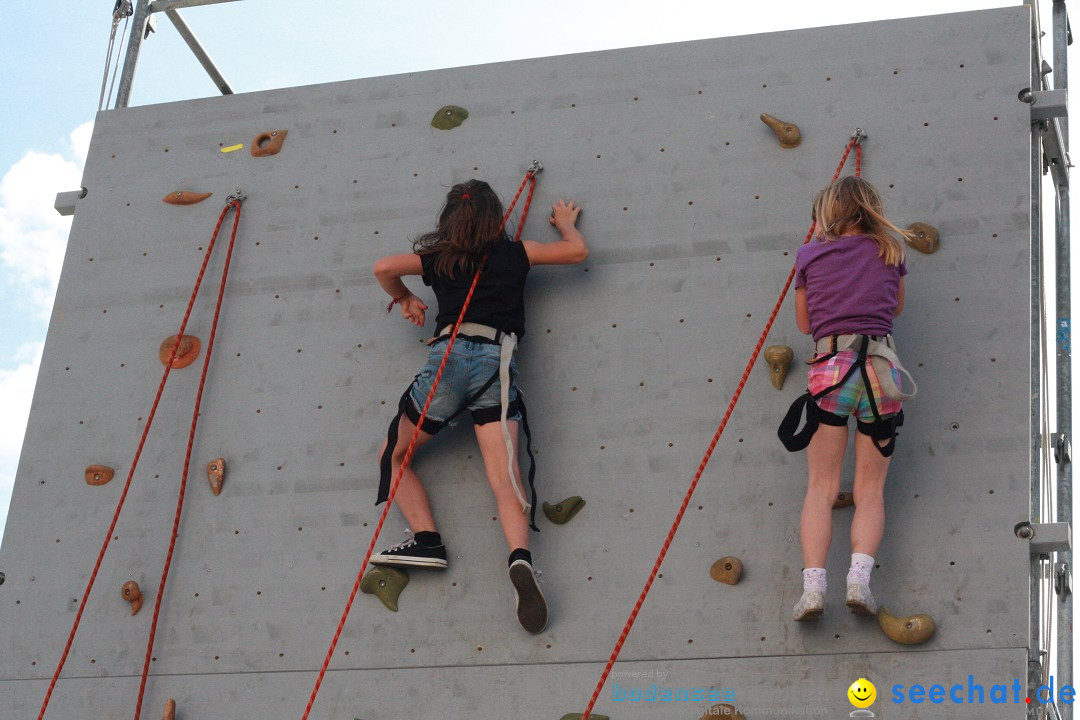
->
[543,496,586,525]
[361,565,409,612]
[431,105,469,130]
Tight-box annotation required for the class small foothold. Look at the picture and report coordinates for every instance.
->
[763,345,794,390]
[833,492,855,509]
[701,705,746,720]
[220,143,244,153]
[206,458,226,496]
[560,715,610,720]
[431,105,469,130]
[360,566,409,612]
[122,580,143,615]
[760,113,802,148]
[543,496,586,525]
[905,222,940,254]
[159,334,201,369]
[85,465,115,486]
[251,129,288,157]
[710,556,744,585]
[163,698,176,720]
[878,606,936,645]
[162,190,212,205]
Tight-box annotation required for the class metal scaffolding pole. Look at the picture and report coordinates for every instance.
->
[1052,3,1073,719]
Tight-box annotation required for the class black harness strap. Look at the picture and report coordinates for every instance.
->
[777,335,902,457]
[377,342,541,527]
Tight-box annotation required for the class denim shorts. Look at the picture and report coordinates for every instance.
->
[807,350,902,423]
[407,338,522,428]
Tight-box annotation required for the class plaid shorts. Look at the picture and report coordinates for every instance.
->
[807,350,902,423]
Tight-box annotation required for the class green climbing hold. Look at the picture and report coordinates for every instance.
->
[560,714,609,720]
[360,566,409,612]
[543,496,586,525]
[431,105,469,130]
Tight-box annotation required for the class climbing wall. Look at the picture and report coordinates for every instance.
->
[0,7,1038,719]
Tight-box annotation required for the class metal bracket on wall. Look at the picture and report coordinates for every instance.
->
[1022,88,1072,188]
[1016,521,1073,556]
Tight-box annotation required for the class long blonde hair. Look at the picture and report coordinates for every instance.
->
[811,176,908,267]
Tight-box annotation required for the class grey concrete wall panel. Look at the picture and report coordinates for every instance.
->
[0,7,1039,719]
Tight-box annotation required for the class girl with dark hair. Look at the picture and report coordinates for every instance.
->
[370,179,587,633]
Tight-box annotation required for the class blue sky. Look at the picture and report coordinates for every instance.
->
[0,0,1042,543]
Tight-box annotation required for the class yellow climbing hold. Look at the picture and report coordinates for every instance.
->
[220,143,244,153]
[877,606,937,645]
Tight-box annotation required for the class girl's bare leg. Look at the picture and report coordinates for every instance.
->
[850,430,891,557]
[379,414,437,532]
[473,419,529,553]
[800,424,848,568]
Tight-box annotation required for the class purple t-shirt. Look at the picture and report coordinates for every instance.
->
[795,234,907,341]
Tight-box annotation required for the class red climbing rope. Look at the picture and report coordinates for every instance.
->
[578,135,863,720]
[132,195,244,720]
[36,194,246,720]
[300,164,541,720]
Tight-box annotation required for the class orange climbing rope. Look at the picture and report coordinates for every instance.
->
[37,192,246,720]
[578,134,864,720]
[300,163,541,720]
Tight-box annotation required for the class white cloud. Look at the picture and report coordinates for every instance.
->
[0,121,91,549]
[0,342,42,548]
[0,121,92,319]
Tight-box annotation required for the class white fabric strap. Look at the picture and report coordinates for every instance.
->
[498,332,530,515]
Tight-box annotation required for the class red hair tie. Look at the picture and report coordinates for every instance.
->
[461,193,471,200]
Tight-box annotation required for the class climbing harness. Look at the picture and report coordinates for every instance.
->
[777,333,916,457]
[37,192,246,720]
[377,321,540,529]
[302,161,542,720]
[577,134,864,720]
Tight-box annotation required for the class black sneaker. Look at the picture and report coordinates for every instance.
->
[370,535,448,569]
[509,559,548,633]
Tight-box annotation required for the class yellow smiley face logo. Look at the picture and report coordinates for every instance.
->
[848,678,877,708]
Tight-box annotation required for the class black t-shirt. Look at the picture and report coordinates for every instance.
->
[421,238,531,338]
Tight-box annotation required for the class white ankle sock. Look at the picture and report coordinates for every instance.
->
[846,553,875,585]
[803,567,827,593]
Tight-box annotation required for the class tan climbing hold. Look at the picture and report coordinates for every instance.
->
[162,698,176,720]
[710,556,744,585]
[206,458,226,496]
[85,465,115,486]
[251,129,288,157]
[543,496,586,525]
[159,334,201,369]
[878,606,937,645]
[560,715,609,720]
[760,113,802,148]
[833,492,855,509]
[763,345,794,390]
[701,704,746,719]
[162,190,212,205]
[905,222,940,255]
[122,580,143,615]
[360,565,409,612]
